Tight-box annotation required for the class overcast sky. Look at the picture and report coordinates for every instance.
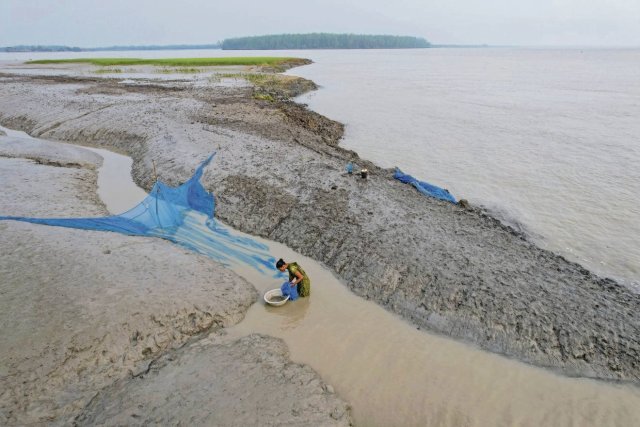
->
[2,0,639,47]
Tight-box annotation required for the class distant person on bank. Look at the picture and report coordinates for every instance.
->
[276,258,311,297]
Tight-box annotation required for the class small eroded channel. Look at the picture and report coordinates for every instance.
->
[12,129,640,427]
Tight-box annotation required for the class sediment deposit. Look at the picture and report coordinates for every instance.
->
[0,134,351,425]
[0,63,638,384]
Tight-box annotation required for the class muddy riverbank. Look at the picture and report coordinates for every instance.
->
[0,62,638,384]
[0,132,351,425]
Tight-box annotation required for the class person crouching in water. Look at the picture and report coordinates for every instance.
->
[276,258,311,297]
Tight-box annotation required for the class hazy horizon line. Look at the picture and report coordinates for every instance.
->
[2,42,640,50]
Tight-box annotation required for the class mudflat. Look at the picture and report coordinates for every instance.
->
[0,134,351,425]
[0,61,638,388]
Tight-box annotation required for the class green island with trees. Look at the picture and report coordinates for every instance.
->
[222,33,430,50]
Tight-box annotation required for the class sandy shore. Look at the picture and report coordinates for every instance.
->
[0,134,351,425]
[0,62,638,387]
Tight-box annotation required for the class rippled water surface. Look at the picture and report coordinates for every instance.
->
[287,48,640,288]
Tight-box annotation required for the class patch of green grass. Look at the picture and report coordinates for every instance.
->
[217,73,244,78]
[215,73,283,85]
[93,68,123,74]
[244,74,282,85]
[212,72,315,100]
[156,67,203,74]
[253,93,275,102]
[26,57,307,67]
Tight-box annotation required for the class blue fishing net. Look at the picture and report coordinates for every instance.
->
[0,153,277,274]
[393,168,457,204]
[280,281,299,301]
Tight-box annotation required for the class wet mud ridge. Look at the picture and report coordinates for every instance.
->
[0,68,638,385]
[0,134,351,425]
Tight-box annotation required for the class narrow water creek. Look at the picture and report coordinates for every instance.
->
[6,126,640,427]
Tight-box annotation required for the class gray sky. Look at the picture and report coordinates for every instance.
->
[2,0,639,47]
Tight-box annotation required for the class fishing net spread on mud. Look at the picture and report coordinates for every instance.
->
[393,168,457,204]
[0,153,276,274]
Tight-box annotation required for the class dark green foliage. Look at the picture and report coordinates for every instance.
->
[222,33,430,50]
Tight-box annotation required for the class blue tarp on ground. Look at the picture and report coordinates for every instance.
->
[393,168,457,204]
[0,153,277,274]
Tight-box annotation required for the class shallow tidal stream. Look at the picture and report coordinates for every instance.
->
[78,139,640,427]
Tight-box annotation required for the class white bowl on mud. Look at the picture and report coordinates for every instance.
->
[264,288,290,306]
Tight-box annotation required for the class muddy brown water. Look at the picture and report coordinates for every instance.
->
[37,136,640,426]
[84,146,148,214]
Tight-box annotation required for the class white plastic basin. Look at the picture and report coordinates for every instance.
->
[264,288,290,306]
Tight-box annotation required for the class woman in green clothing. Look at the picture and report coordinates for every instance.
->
[276,258,311,297]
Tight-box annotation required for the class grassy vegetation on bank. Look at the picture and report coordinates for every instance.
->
[213,72,317,102]
[25,57,308,67]
[217,72,288,85]
[93,68,123,74]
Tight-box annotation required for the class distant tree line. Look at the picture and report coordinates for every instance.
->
[2,33,435,53]
[222,33,430,50]
[0,44,221,52]
[89,44,222,52]
[0,45,82,52]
